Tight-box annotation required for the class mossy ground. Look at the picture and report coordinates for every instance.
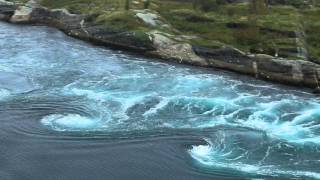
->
[303,8,320,63]
[32,0,320,61]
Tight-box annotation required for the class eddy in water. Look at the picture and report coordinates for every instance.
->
[1,22,320,179]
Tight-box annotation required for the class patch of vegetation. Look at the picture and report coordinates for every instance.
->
[96,11,149,31]
[34,0,320,61]
[191,38,225,49]
[40,0,151,14]
[303,8,320,63]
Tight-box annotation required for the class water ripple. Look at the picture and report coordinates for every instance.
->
[1,21,320,179]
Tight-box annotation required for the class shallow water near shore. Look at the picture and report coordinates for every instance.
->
[1,22,320,179]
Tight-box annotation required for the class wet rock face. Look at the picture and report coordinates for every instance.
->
[82,25,155,51]
[0,0,15,21]
[0,4,15,21]
[30,7,84,31]
[193,45,320,88]
[193,45,254,73]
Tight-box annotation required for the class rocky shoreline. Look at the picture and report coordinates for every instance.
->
[2,0,320,90]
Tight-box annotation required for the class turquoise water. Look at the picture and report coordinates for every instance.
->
[0,22,320,179]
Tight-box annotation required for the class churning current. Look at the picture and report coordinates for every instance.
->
[0,22,320,180]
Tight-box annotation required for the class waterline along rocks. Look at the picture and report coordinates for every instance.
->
[2,0,320,90]
[1,13,320,180]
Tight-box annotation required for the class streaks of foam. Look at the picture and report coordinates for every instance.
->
[41,114,103,131]
[2,21,320,179]
[57,75,320,145]
[143,97,170,117]
[0,88,10,100]
[190,143,320,179]
[14,29,317,145]
[189,133,320,179]
[242,102,320,144]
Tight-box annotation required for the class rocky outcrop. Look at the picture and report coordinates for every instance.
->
[193,46,254,73]
[10,0,39,23]
[135,10,170,29]
[147,31,208,66]
[194,45,320,87]
[30,7,85,33]
[10,5,33,23]
[83,25,154,51]
[255,58,319,86]
[0,0,15,21]
[30,7,154,51]
[0,0,13,6]
[1,0,320,90]
[0,5,15,21]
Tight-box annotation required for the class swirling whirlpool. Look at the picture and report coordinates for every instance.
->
[0,22,320,179]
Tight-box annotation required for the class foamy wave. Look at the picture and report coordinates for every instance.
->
[0,88,10,100]
[61,84,320,145]
[189,137,320,179]
[41,114,103,131]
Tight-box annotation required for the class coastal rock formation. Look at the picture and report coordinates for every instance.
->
[147,31,208,66]
[10,0,39,23]
[1,0,320,89]
[0,0,15,21]
[10,5,32,23]
[194,45,320,87]
[135,10,171,29]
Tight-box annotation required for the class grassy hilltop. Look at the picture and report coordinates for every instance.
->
[8,0,320,62]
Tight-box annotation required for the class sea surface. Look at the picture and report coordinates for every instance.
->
[0,22,320,179]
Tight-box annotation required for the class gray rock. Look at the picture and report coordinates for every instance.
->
[135,10,159,26]
[0,4,15,21]
[148,31,208,66]
[0,0,13,6]
[9,0,40,23]
[10,5,33,23]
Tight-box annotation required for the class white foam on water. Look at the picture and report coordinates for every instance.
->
[3,20,319,178]
[67,88,110,101]
[172,75,215,93]
[0,88,10,100]
[41,114,102,131]
[63,82,320,146]
[143,97,170,117]
[189,139,320,179]
[241,102,320,144]
[0,65,13,72]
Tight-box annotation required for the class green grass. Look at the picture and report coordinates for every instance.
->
[34,0,320,61]
[303,8,320,62]
[96,11,148,31]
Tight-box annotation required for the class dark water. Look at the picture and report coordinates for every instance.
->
[1,22,320,180]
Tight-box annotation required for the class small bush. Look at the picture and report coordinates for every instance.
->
[250,0,268,15]
[170,9,214,22]
[144,0,151,9]
[193,0,222,12]
[234,26,261,45]
[125,0,130,10]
